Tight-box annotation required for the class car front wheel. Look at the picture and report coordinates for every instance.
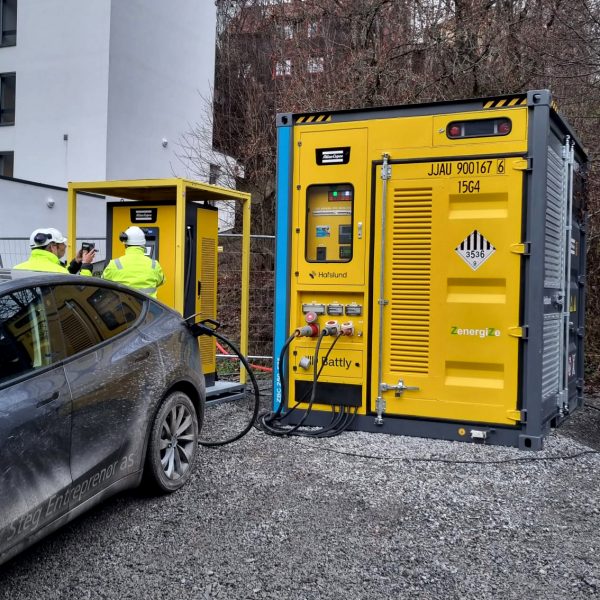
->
[144,391,199,493]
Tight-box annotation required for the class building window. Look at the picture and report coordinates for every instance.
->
[0,72,15,124]
[209,164,221,185]
[0,151,13,176]
[307,57,324,73]
[239,63,251,78]
[0,0,17,47]
[282,24,294,40]
[307,22,318,38]
[275,59,292,77]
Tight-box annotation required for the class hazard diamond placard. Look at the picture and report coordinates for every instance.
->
[455,230,496,270]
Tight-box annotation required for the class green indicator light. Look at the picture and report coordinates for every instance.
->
[333,191,338,197]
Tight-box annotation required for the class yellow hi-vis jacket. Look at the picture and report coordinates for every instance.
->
[102,246,165,298]
[14,249,92,275]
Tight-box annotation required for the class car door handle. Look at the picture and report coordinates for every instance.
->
[134,351,151,362]
[37,391,60,408]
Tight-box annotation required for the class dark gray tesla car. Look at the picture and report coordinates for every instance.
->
[0,271,205,566]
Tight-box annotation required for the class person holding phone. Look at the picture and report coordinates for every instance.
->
[14,228,96,275]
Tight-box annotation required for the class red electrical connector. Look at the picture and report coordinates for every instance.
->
[296,323,320,337]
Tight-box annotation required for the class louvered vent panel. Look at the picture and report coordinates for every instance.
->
[389,187,432,374]
[542,313,561,399]
[544,147,566,289]
[199,238,216,362]
[61,313,96,354]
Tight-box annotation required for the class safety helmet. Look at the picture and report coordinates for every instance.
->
[119,226,146,246]
[29,228,68,248]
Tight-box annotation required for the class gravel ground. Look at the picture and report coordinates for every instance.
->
[1,394,599,600]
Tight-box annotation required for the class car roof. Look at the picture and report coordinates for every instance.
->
[0,268,158,304]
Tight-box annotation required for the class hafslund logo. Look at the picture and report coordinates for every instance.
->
[451,326,501,338]
[309,271,348,279]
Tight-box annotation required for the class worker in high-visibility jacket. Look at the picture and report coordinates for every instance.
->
[102,226,165,298]
[14,228,96,274]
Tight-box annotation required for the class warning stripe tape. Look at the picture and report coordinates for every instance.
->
[483,96,527,109]
[295,114,332,124]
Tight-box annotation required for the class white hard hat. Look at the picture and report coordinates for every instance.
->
[120,226,146,246]
[29,228,68,248]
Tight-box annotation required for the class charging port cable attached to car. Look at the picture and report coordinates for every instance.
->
[186,317,261,447]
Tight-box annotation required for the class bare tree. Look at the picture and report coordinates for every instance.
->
[183,0,600,381]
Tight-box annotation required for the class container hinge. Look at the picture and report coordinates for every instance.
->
[381,161,392,181]
[578,327,585,338]
[506,409,526,423]
[510,242,531,255]
[381,380,420,397]
[508,326,528,339]
[375,396,386,425]
[578,274,586,285]
[512,157,532,171]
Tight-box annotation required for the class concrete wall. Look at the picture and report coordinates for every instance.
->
[0,1,222,253]
[0,0,111,186]
[106,0,216,179]
[0,177,109,267]
[0,0,217,186]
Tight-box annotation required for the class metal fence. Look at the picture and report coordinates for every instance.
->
[216,234,274,368]
[0,237,108,269]
[0,234,276,368]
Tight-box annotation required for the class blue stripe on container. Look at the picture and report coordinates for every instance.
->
[272,124,293,411]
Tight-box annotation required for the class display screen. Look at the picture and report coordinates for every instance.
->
[305,184,354,264]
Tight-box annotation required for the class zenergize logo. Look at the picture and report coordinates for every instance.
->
[316,147,350,165]
[450,326,500,338]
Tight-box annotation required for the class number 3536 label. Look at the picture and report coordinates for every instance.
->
[456,230,496,270]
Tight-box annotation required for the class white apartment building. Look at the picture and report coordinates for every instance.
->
[0,0,216,185]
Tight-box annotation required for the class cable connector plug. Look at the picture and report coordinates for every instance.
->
[340,321,354,336]
[296,324,319,337]
[323,320,339,336]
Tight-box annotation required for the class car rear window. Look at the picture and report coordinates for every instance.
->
[51,284,145,357]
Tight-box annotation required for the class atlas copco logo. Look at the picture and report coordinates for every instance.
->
[309,271,348,279]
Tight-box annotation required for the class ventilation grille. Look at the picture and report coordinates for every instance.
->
[199,237,216,362]
[61,312,96,354]
[542,313,561,399]
[544,146,566,289]
[388,187,432,374]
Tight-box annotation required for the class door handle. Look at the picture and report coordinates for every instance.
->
[37,391,59,408]
[134,350,151,362]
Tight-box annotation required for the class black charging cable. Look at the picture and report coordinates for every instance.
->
[259,329,351,438]
[187,318,261,447]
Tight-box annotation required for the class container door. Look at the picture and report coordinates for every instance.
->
[294,127,368,286]
[370,156,526,425]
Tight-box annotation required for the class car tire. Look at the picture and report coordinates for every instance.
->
[144,391,199,493]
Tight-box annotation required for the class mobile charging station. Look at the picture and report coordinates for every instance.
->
[273,90,588,449]
[67,179,252,400]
